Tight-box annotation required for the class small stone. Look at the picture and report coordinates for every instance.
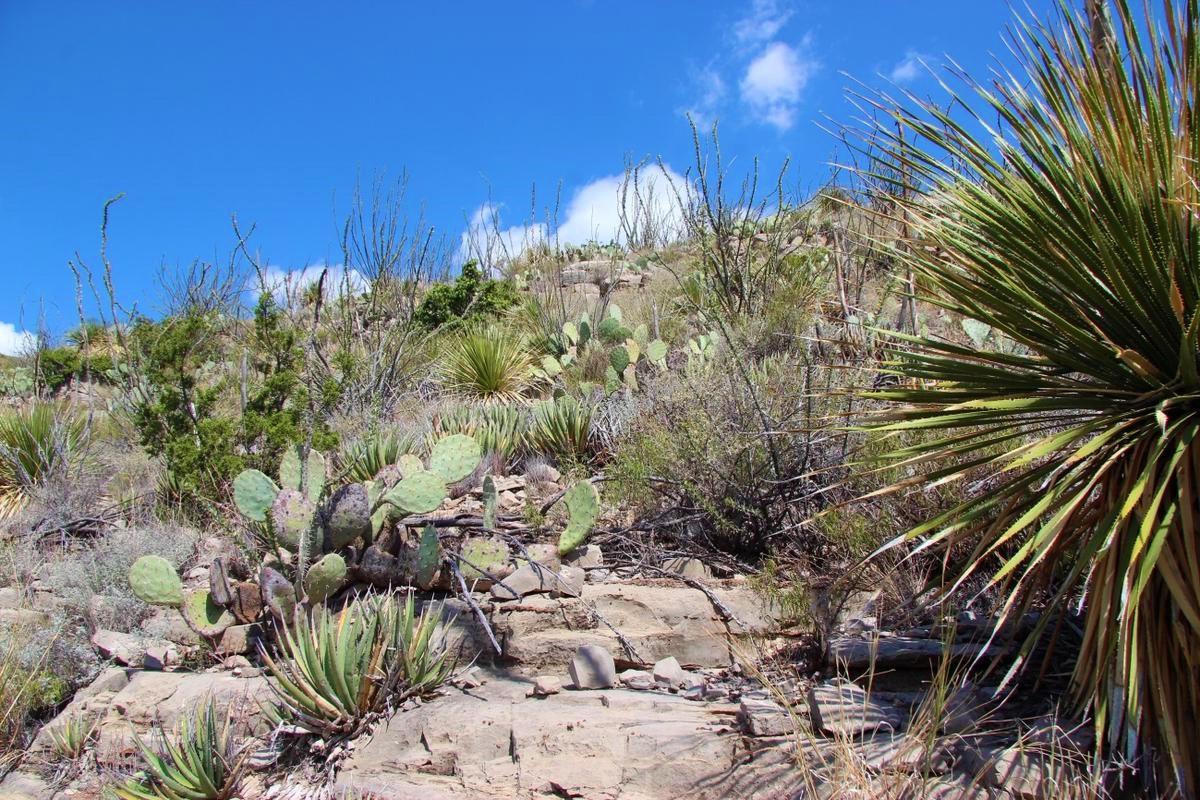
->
[618,669,655,690]
[808,683,906,736]
[680,672,705,691]
[682,686,705,701]
[491,563,582,601]
[530,676,562,697]
[704,686,729,701]
[568,644,617,689]
[652,656,687,687]
[551,566,584,598]
[561,544,603,569]
[585,568,611,583]
[223,655,253,670]
[91,630,147,666]
[738,697,793,737]
[523,544,562,571]
[143,643,177,670]
[233,666,263,678]
[216,624,258,656]
[454,666,486,689]
[186,566,210,581]
[661,556,713,580]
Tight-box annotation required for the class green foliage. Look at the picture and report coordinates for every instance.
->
[557,480,600,556]
[528,396,592,463]
[441,326,536,403]
[48,715,97,762]
[339,432,417,484]
[0,365,33,398]
[128,555,184,607]
[413,260,519,330]
[432,404,527,465]
[36,347,113,393]
[260,593,451,738]
[0,403,85,519]
[862,2,1200,790]
[109,698,245,800]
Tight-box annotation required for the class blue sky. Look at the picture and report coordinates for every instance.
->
[0,1,1056,352]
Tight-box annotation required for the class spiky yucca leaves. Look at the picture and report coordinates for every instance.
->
[859,1,1200,791]
[433,404,527,465]
[441,326,537,404]
[0,404,85,519]
[109,698,245,800]
[339,431,418,483]
[528,396,593,463]
[260,593,450,738]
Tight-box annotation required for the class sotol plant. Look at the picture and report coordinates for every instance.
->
[861,0,1200,792]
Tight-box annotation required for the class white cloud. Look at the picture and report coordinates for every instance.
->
[889,50,929,84]
[458,165,691,267]
[0,322,35,357]
[739,41,815,131]
[681,66,727,129]
[733,0,793,47]
[257,263,367,303]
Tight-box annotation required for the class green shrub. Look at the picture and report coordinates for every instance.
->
[413,261,519,330]
[0,404,85,519]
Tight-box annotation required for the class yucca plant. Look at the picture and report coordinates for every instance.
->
[108,698,245,800]
[857,0,1200,793]
[0,404,85,519]
[48,714,98,762]
[433,404,527,465]
[528,395,593,464]
[260,593,450,739]
[441,326,537,404]
[339,431,418,483]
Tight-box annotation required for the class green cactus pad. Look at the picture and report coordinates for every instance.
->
[540,355,563,378]
[646,339,668,364]
[303,553,348,604]
[415,524,441,589]
[460,537,509,581]
[604,365,622,394]
[609,345,630,374]
[324,483,372,550]
[597,316,628,343]
[577,318,592,348]
[622,363,639,390]
[386,470,448,515]
[233,469,280,522]
[279,446,325,502]
[396,453,425,478]
[607,303,623,322]
[625,339,641,364]
[129,555,184,607]
[481,475,497,530]
[562,321,579,345]
[429,434,482,483]
[261,566,296,623]
[557,481,600,555]
[633,323,649,346]
[270,489,316,553]
[181,589,234,638]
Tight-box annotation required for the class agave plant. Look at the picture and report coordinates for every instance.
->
[0,404,85,519]
[441,326,537,404]
[338,431,418,484]
[48,714,98,762]
[859,0,1200,792]
[528,395,593,464]
[260,593,450,738]
[108,698,245,800]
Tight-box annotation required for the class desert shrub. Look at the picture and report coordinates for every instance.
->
[0,626,63,772]
[440,325,537,404]
[858,0,1200,790]
[0,404,86,520]
[527,396,593,465]
[413,260,519,330]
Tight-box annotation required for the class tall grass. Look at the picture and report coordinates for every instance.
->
[0,404,85,519]
[858,0,1200,793]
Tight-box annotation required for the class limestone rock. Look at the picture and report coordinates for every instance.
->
[568,644,617,689]
[561,543,603,569]
[491,564,583,601]
[91,629,172,668]
[529,676,561,697]
[662,556,713,580]
[652,656,686,687]
[808,682,906,736]
[738,698,792,737]
[619,669,655,690]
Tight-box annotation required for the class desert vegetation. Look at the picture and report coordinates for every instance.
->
[0,1,1196,798]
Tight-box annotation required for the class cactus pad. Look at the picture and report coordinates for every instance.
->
[303,553,348,603]
[429,434,481,483]
[557,481,600,555]
[481,475,497,530]
[624,339,641,364]
[233,469,280,522]
[271,489,316,553]
[129,555,184,607]
[374,463,404,489]
[181,589,234,638]
[609,345,630,374]
[279,446,326,502]
[459,537,509,581]
[324,483,372,550]
[415,524,441,589]
[396,453,425,478]
[387,470,447,515]
[646,339,668,364]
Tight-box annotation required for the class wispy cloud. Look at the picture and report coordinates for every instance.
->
[739,40,816,131]
[0,322,35,357]
[889,50,932,84]
[733,0,793,48]
[681,65,727,130]
[256,263,367,303]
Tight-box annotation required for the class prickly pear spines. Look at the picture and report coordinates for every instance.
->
[271,489,316,553]
[386,470,447,515]
[429,434,482,483]
[181,589,234,638]
[324,483,372,550]
[279,446,326,502]
[233,469,279,522]
[303,553,347,604]
[459,537,509,582]
[129,555,184,607]
[415,524,441,590]
[481,475,497,530]
[557,481,600,556]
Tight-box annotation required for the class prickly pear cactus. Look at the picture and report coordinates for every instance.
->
[324,483,372,550]
[429,434,482,483]
[557,481,600,556]
[279,445,326,502]
[415,524,441,590]
[386,470,447,515]
[374,463,404,490]
[181,589,235,638]
[459,537,509,582]
[481,475,497,530]
[396,453,424,478]
[303,553,347,603]
[271,489,316,553]
[609,346,630,374]
[129,555,184,607]
[234,469,280,522]
[646,339,668,365]
[624,339,641,364]
[261,565,296,623]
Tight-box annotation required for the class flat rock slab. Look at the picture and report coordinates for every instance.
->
[335,670,797,800]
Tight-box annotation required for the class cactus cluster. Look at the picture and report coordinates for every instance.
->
[536,304,669,395]
[686,330,720,370]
